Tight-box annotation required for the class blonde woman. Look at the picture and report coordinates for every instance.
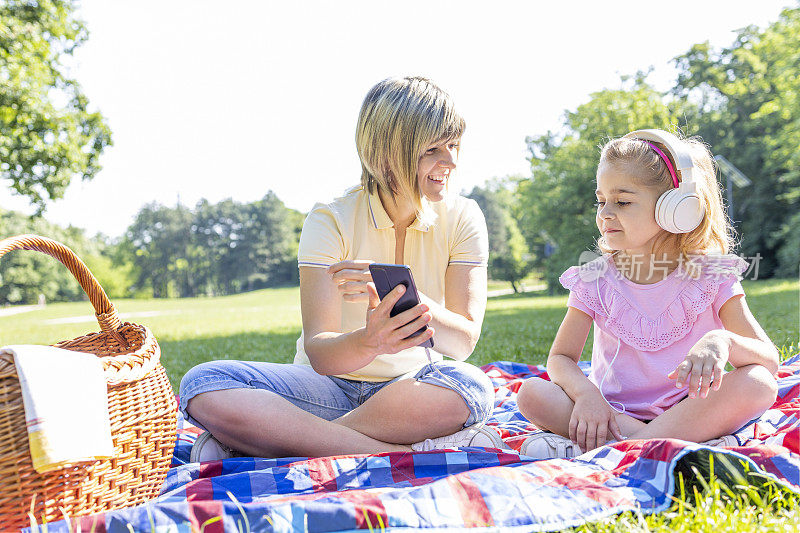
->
[180,77,501,460]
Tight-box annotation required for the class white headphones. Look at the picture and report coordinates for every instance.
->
[623,129,705,234]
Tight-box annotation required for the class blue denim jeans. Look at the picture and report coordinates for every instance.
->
[179,359,495,431]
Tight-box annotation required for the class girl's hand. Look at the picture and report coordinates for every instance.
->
[569,393,624,452]
[668,331,730,399]
[359,283,434,357]
[328,260,374,303]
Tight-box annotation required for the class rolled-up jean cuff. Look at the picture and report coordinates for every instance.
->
[415,368,493,427]
[178,378,256,432]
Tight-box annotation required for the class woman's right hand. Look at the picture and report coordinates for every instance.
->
[358,283,434,357]
[569,391,624,452]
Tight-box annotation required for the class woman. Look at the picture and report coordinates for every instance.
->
[180,76,500,460]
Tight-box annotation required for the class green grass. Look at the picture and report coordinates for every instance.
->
[486,272,544,293]
[1,287,303,389]
[5,279,794,388]
[480,277,799,367]
[2,278,799,531]
[573,452,800,532]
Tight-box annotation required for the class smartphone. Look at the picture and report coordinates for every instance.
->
[368,263,434,348]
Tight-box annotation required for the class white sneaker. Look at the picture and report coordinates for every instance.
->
[520,431,583,459]
[411,424,506,451]
[190,432,238,462]
[701,434,739,447]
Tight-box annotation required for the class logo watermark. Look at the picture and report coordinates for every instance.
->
[576,251,608,282]
[576,251,761,282]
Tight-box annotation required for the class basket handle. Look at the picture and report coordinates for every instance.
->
[0,234,125,338]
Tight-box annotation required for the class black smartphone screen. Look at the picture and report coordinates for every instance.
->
[368,263,434,348]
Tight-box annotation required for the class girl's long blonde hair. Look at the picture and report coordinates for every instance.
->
[596,134,735,259]
[355,76,465,223]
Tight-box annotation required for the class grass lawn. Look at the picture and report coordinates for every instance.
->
[486,271,544,293]
[1,278,798,531]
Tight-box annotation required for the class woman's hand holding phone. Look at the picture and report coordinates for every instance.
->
[328,260,435,355]
[359,283,434,357]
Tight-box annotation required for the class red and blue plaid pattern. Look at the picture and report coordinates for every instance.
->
[37,355,800,532]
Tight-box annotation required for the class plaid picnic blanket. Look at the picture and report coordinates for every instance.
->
[38,355,800,532]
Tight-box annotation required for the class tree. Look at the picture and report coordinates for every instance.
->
[468,181,532,292]
[121,203,194,298]
[0,0,111,212]
[192,198,245,295]
[191,193,302,294]
[242,192,304,289]
[673,6,800,276]
[516,78,681,291]
[119,193,304,298]
[0,209,129,304]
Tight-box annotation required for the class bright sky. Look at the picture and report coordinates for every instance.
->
[0,0,791,238]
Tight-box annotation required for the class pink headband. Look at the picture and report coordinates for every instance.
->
[642,140,679,188]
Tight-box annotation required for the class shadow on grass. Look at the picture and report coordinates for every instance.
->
[489,288,561,302]
[672,447,797,504]
[158,330,301,391]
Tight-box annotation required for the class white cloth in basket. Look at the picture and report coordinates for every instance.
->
[2,345,114,473]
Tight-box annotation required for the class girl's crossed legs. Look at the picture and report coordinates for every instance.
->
[518,364,777,451]
[179,359,494,458]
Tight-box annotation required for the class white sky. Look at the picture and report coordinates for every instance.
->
[0,0,791,238]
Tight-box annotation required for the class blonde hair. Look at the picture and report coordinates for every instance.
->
[596,134,735,258]
[356,76,465,221]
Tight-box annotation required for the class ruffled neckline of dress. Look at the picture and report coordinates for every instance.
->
[559,253,748,352]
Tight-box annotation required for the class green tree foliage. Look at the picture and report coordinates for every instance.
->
[81,251,135,300]
[517,79,680,291]
[0,210,129,304]
[2,192,304,303]
[0,0,111,212]
[121,203,195,298]
[512,7,799,286]
[468,181,532,292]
[244,193,303,289]
[122,193,303,298]
[673,6,800,276]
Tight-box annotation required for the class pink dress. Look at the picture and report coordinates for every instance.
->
[560,253,748,420]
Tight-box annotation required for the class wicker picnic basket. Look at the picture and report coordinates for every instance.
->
[0,234,177,529]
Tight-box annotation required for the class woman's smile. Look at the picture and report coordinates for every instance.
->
[418,139,459,202]
[427,171,449,185]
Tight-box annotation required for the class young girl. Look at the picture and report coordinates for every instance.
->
[516,129,779,458]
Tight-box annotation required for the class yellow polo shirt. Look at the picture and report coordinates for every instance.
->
[295,186,488,381]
